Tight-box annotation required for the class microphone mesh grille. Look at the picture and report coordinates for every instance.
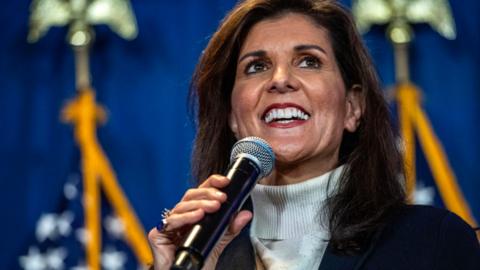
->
[230,137,275,177]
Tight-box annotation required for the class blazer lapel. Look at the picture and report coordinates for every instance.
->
[217,227,380,270]
[318,244,365,270]
[318,228,383,270]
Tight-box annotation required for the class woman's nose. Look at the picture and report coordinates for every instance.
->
[266,65,300,93]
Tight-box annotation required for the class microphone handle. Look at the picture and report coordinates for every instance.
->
[171,156,261,270]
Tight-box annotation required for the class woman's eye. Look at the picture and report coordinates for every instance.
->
[298,56,321,68]
[245,61,268,74]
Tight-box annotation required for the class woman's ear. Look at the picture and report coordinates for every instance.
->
[229,113,239,139]
[344,84,364,132]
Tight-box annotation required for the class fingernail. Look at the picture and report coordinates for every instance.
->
[222,176,229,181]
[216,191,224,198]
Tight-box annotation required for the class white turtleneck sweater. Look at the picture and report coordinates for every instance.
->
[249,166,344,270]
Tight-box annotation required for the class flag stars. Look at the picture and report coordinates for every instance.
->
[19,247,68,270]
[75,227,89,246]
[71,263,88,270]
[64,182,79,200]
[57,211,74,236]
[19,247,46,270]
[36,214,57,242]
[414,182,435,205]
[35,212,74,242]
[104,215,125,239]
[44,247,67,270]
[64,173,81,200]
[101,247,127,270]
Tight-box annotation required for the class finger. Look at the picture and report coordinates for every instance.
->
[182,187,226,202]
[198,174,230,189]
[165,208,205,230]
[148,226,176,247]
[173,199,221,214]
[228,210,253,236]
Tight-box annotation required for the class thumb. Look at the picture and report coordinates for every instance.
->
[217,210,253,248]
[202,210,253,269]
[226,210,253,237]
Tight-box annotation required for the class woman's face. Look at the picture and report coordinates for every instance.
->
[229,13,362,181]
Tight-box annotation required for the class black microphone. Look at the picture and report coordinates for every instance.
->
[171,136,275,270]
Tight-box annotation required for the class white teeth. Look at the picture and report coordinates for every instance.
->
[291,108,298,118]
[264,107,310,124]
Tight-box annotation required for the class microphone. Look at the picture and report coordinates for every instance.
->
[171,136,275,270]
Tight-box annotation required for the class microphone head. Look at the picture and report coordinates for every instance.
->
[230,137,275,178]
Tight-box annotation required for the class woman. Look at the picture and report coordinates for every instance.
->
[148,0,480,269]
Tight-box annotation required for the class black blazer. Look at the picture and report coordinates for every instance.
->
[216,205,480,270]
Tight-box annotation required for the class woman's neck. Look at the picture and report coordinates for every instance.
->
[260,158,339,185]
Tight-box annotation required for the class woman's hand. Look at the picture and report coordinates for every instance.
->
[147,175,253,270]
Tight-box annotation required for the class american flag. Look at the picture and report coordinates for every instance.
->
[18,172,148,270]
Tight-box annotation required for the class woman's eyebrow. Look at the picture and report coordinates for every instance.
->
[294,44,327,55]
[238,50,266,63]
[238,44,326,63]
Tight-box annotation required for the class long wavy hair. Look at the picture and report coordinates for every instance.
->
[190,0,405,253]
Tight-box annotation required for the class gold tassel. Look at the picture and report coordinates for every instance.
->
[62,88,153,269]
[396,83,477,228]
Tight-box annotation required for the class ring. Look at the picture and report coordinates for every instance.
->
[155,208,189,245]
[156,208,172,232]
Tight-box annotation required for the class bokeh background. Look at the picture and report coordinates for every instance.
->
[0,0,478,269]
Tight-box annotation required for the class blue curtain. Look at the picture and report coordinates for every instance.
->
[0,0,478,268]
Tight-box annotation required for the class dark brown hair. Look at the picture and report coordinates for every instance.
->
[190,0,405,253]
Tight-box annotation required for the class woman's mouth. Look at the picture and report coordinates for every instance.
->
[262,104,311,125]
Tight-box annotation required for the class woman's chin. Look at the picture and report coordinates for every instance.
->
[272,150,306,167]
[270,141,306,159]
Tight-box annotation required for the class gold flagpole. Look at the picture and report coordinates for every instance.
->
[352,0,477,228]
[28,0,153,268]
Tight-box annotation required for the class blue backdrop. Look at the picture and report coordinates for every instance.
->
[0,0,479,269]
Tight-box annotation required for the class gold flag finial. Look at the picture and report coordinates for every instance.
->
[352,0,456,44]
[28,0,138,44]
[353,0,456,83]
[28,0,139,90]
